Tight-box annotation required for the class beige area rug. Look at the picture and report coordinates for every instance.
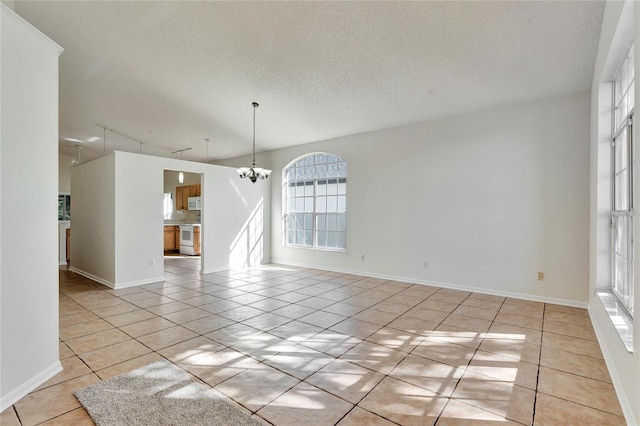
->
[74,361,268,426]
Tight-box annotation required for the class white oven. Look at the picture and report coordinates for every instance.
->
[179,225,196,255]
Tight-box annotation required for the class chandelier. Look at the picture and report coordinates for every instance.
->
[237,102,272,183]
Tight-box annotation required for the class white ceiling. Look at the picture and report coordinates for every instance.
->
[14,1,605,163]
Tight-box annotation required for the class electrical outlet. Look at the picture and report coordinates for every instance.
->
[149,258,155,267]
[360,254,365,261]
[537,272,544,281]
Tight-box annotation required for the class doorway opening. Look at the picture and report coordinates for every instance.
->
[163,169,202,276]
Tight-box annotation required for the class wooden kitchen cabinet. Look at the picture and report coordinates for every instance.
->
[66,228,70,262]
[189,184,200,197]
[164,226,176,252]
[175,227,180,251]
[176,184,201,210]
[175,186,185,210]
[182,187,189,209]
[193,226,201,256]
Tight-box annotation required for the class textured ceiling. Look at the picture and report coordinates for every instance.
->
[14,1,605,162]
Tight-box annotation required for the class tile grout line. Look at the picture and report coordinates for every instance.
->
[531,303,546,426]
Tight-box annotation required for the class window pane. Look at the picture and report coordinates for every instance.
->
[317,180,327,195]
[295,198,304,212]
[327,215,337,231]
[315,153,326,164]
[305,166,314,179]
[287,230,296,244]
[338,181,346,195]
[615,132,630,210]
[289,214,299,229]
[621,60,628,92]
[327,231,336,247]
[305,197,314,212]
[316,215,326,231]
[304,230,313,246]
[616,171,629,210]
[327,154,338,163]
[316,164,327,178]
[304,214,313,230]
[288,185,295,196]
[327,180,338,195]
[327,196,337,212]
[304,155,314,166]
[317,197,327,213]
[338,161,347,177]
[328,162,338,177]
[58,196,64,220]
[337,214,346,231]
[304,182,314,196]
[317,231,327,247]
[337,195,346,212]
[613,215,630,302]
[336,232,346,249]
[296,184,305,197]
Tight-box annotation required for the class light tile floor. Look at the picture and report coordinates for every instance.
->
[1,258,627,425]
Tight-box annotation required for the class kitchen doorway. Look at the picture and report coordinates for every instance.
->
[163,169,202,275]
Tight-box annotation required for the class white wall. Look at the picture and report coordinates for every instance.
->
[58,152,74,193]
[0,4,63,410]
[70,154,116,284]
[588,1,639,424]
[222,91,590,306]
[71,151,269,288]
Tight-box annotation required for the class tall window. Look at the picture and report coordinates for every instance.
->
[58,194,71,221]
[283,153,347,250]
[611,43,634,316]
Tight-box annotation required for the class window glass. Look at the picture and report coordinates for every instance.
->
[283,153,347,250]
[611,43,635,316]
[58,194,71,221]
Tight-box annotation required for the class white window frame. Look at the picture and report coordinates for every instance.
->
[282,153,347,251]
[611,42,635,317]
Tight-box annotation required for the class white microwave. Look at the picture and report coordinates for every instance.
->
[188,196,201,210]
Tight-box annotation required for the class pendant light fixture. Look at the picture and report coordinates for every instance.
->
[72,145,82,165]
[237,102,272,183]
[172,147,192,184]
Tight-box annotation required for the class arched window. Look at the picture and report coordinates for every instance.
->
[283,153,346,250]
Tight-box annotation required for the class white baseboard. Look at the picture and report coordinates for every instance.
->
[271,259,588,308]
[69,267,115,288]
[202,266,233,275]
[69,267,164,289]
[0,360,62,412]
[112,276,166,289]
